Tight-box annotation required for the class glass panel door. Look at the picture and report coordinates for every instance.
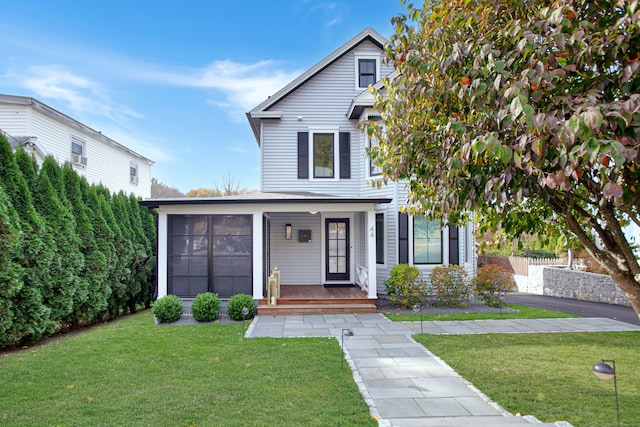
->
[325,218,349,281]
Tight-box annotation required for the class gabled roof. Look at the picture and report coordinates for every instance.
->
[0,94,154,165]
[1,129,49,158]
[346,71,396,119]
[246,27,388,144]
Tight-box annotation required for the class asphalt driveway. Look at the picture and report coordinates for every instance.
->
[507,292,640,326]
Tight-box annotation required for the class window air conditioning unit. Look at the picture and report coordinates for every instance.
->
[72,154,88,166]
[130,176,139,185]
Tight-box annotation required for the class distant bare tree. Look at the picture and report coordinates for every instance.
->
[151,178,185,198]
[216,171,240,196]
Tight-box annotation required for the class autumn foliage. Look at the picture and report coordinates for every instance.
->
[367,0,640,315]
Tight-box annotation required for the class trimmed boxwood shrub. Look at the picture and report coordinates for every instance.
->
[191,292,220,321]
[152,295,183,323]
[226,294,255,321]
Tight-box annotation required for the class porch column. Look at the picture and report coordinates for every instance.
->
[157,212,168,298]
[252,212,264,299]
[366,210,377,298]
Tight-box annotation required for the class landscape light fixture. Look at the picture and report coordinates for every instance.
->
[413,303,424,334]
[593,360,620,427]
[241,306,249,338]
[341,328,353,368]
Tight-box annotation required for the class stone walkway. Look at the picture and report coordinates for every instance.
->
[246,313,639,427]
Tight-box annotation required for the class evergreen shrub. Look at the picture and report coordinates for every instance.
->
[152,295,183,323]
[384,264,426,308]
[226,294,255,320]
[429,264,469,307]
[191,292,220,322]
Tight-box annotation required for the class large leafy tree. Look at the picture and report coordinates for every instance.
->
[369,0,640,315]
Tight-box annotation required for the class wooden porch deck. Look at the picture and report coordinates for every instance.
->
[256,285,377,315]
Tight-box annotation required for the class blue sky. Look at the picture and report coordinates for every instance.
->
[0,1,411,194]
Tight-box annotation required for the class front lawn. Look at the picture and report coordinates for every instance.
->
[415,332,640,427]
[0,310,376,426]
[384,304,577,321]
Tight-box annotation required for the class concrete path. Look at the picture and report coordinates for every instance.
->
[246,313,639,427]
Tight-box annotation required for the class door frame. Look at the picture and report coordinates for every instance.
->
[321,213,354,284]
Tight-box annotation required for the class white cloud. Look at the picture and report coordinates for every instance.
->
[11,65,171,163]
[143,59,302,114]
[294,1,345,29]
[19,65,142,124]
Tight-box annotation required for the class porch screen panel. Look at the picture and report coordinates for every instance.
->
[211,215,252,297]
[168,215,209,297]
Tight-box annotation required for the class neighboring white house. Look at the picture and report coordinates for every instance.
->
[0,94,153,198]
[141,28,476,308]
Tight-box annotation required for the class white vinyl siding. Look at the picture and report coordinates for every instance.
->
[269,212,323,285]
[0,98,152,198]
[260,40,385,196]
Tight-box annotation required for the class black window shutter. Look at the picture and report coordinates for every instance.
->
[339,132,350,179]
[297,132,308,179]
[449,226,460,265]
[398,212,408,264]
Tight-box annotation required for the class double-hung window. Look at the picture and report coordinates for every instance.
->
[71,137,87,167]
[298,130,350,180]
[354,55,380,89]
[130,163,139,185]
[358,59,376,87]
[368,124,383,177]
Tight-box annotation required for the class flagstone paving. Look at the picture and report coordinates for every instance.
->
[246,313,638,427]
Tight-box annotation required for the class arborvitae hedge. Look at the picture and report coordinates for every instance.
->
[2,145,55,344]
[0,135,157,349]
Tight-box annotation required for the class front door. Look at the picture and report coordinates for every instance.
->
[325,218,350,281]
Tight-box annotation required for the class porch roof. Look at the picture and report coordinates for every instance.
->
[140,191,391,209]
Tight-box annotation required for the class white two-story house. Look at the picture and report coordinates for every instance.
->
[142,28,475,313]
[0,94,153,198]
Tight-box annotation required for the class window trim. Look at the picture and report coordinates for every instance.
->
[354,54,380,90]
[130,163,139,185]
[366,123,383,179]
[309,128,339,181]
[70,136,87,167]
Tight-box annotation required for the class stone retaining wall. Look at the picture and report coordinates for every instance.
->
[514,266,630,307]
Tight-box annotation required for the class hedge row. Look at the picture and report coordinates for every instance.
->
[0,134,156,349]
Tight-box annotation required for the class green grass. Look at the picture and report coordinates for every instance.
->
[0,310,376,427]
[415,332,640,427]
[383,304,578,321]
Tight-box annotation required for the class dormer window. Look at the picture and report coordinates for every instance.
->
[355,55,380,89]
[359,59,376,87]
[71,137,87,167]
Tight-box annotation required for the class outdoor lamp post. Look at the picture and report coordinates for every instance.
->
[341,329,353,368]
[593,360,620,427]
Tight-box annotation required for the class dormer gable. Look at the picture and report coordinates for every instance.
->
[247,28,388,145]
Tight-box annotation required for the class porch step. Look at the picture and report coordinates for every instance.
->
[257,303,377,315]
